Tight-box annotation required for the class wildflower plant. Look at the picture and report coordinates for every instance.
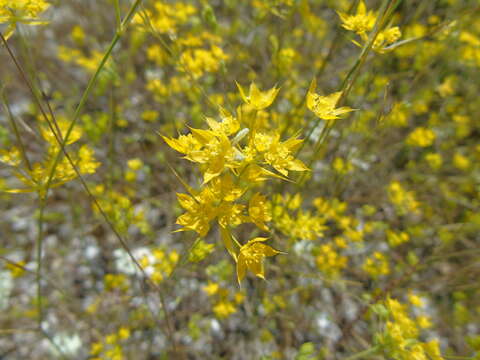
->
[1,0,480,359]
[163,82,307,283]
[0,118,100,198]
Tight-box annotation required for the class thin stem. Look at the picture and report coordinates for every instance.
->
[344,346,380,360]
[114,0,122,29]
[278,0,402,226]
[1,0,179,354]
[43,0,144,200]
[303,0,401,172]
[314,0,360,79]
[36,196,46,329]
[0,89,32,171]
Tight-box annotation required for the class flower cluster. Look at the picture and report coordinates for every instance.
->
[374,297,443,360]
[90,326,131,360]
[203,281,245,319]
[0,0,50,39]
[338,1,402,53]
[138,247,179,284]
[0,117,100,198]
[163,82,309,283]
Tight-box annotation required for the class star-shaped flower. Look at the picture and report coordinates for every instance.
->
[306,79,355,120]
[236,237,281,284]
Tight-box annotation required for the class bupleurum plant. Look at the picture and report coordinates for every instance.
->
[163,82,308,284]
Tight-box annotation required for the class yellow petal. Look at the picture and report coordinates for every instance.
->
[249,258,265,280]
[306,78,317,110]
[235,81,249,104]
[162,136,186,154]
[236,253,247,285]
[220,227,238,262]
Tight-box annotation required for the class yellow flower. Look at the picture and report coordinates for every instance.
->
[203,282,220,296]
[387,230,410,247]
[315,244,347,278]
[388,181,420,215]
[175,175,246,236]
[422,339,443,360]
[165,128,241,183]
[209,174,244,202]
[248,193,271,231]
[0,0,50,39]
[417,315,432,329]
[425,153,443,169]
[176,191,216,236]
[105,333,118,345]
[453,152,470,171]
[5,260,27,277]
[338,1,401,53]
[307,79,355,120]
[362,251,390,279]
[236,237,281,284]
[78,145,101,174]
[0,147,22,167]
[236,81,280,110]
[408,293,424,307]
[254,133,309,177]
[234,292,245,304]
[205,108,240,136]
[162,133,203,158]
[141,110,159,122]
[40,118,83,146]
[118,327,130,340]
[337,1,375,37]
[90,342,103,356]
[332,157,354,175]
[406,127,436,147]
[372,27,402,52]
[127,158,143,171]
[189,239,215,262]
[213,301,236,318]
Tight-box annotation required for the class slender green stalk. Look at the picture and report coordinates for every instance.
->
[36,196,46,328]
[2,1,179,354]
[279,0,360,141]
[168,236,201,280]
[344,346,380,360]
[114,0,122,29]
[297,0,402,187]
[36,198,67,360]
[272,0,402,215]
[0,89,32,171]
[43,0,143,198]
[314,0,360,80]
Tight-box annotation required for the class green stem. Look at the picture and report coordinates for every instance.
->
[36,196,46,329]
[276,0,402,213]
[0,89,32,171]
[344,346,380,360]
[2,1,179,355]
[43,0,143,199]
[314,0,360,80]
[114,0,122,29]
[302,0,402,171]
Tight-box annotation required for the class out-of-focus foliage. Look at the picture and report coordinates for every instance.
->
[1,0,480,359]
